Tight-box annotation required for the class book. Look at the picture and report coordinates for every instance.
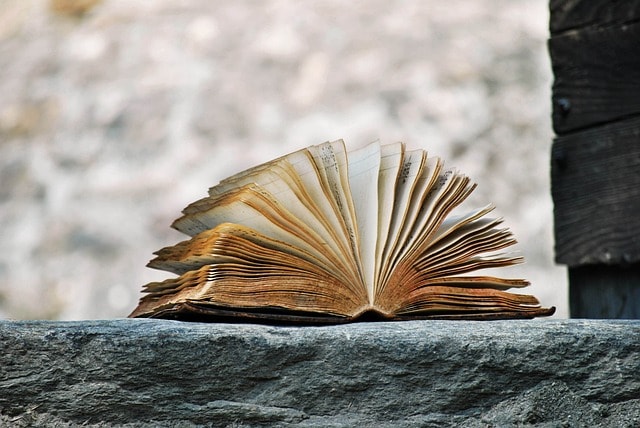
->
[129,140,555,323]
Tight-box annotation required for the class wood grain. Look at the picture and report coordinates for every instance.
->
[569,265,640,318]
[550,0,640,36]
[551,115,640,266]
[549,20,640,135]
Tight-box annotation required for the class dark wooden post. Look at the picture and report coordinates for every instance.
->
[549,1,640,318]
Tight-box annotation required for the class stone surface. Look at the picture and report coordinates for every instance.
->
[0,0,566,321]
[1,319,639,427]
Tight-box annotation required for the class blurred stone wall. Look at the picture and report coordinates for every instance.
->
[0,0,566,320]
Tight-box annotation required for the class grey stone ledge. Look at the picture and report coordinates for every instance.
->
[1,319,639,427]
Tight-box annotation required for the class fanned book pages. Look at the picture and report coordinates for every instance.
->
[129,140,555,323]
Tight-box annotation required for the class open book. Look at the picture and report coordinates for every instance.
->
[129,140,554,323]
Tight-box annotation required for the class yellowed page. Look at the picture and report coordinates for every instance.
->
[378,149,427,290]
[185,166,348,268]
[283,149,356,268]
[172,185,353,285]
[134,223,368,319]
[378,155,442,289]
[373,142,404,289]
[412,220,523,279]
[400,169,466,258]
[187,146,361,285]
[347,141,381,302]
[426,204,496,247]
[307,140,363,284]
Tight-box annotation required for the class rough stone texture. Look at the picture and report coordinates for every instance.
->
[0,0,566,321]
[1,319,639,427]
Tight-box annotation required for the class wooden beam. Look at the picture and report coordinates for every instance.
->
[550,1,640,318]
[550,0,640,36]
[549,20,640,135]
[551,115,640,266]
[569,265,640,318]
